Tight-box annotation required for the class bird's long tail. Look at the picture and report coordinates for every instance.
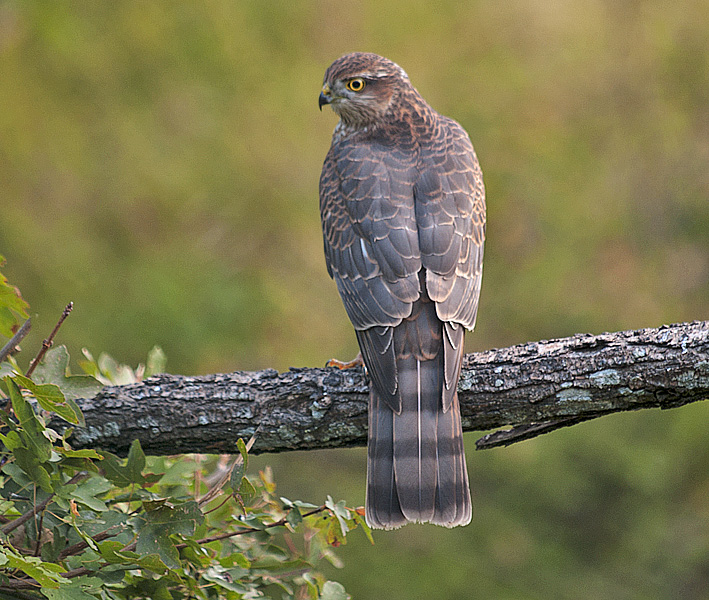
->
[361,300,472,529]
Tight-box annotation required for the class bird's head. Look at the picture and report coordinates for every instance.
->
[319,52,410,128]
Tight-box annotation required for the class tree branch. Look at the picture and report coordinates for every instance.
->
[63,321,708,456]
[0,318,32,365]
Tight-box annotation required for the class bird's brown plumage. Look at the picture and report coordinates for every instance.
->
[318,53,485,529]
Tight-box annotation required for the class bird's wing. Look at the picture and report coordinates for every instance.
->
[415,117,486,330]
[319,137,423,411]
[412,117,485,411]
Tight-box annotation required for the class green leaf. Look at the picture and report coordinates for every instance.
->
[325,517,346,547]
[156,456,198,486]
[55,447,103,460]
[6,377,50,453]
[1,547,68,589]
[0,260,30,337]
[126,439,146,482]
[0,360,15,379]
[77,348,100,379]
[236,437,249,470]
[101,440,147,487]
[291,499,321,510]
[202,566,251,593]
[135,531,179,569]
[286,507,303,528]
[123,578,174,600]
[325,496,350,535]
[217,551,251,571]
[145,345,167,377]
[0,307,17,339]
[13,372,83,425]
[233,514,267,531]
[231,552,251,569]
[97,540,141,565]
[4,377,53,479]
[0,429,22,451]
[71,476,112,511]
[352,512,374,545]
[2,462,32,487]
[0,499,16,516]
[13,447,53,492]
[41,526,68,563]
[92,565,128,585]
[99,453,133,488]
[108,488,154,503]
[136,552,170,573]
[31,345,102,402]
[97,352,138,386]
[79,350,139,386]
[160,500,203,536]
[301,572,321,598]
[229,438,249,489]
[42,576,104,600]
[320,581,350,600]
[238,476,256,502]
[135,500,204,569]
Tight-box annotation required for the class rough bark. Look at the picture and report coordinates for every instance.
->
[63,321,709,456]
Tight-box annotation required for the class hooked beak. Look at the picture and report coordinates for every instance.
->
[319,83,332,110]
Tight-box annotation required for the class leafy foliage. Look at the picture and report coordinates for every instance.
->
[0,256,30,340]
[2,4,707,596]
[0,263,366,599]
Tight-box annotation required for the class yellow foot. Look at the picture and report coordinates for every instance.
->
[326,352,363,370]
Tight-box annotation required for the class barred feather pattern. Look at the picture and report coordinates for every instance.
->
[319,53,485,529]
[360,286,471,528]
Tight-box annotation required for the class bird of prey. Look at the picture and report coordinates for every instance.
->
[318,53,485,529]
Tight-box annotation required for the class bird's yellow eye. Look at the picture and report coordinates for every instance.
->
[346,78,366,92]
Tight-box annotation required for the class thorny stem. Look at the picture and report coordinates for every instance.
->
[25,303,73,377]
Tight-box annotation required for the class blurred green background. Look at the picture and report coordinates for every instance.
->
[1,0,708,598]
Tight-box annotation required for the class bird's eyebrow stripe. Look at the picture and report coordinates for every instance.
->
[348,71,390,80]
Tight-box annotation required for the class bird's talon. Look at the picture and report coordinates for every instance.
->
[325,353,364,370]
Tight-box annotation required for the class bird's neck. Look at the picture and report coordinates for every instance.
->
[333,86,436,145]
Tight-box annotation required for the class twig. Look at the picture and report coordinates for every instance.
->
[61,566,92,579]
[0,318,32,365]
[57,526,123,561]
[1,505,330,592]
[475,416,589,449]
[0,494,54,537]
[25,303,73,377]
[197,430,259,507]
[203,493,235,515]
[32,501,45,557]
[0,586,44,599]
[8,563,112,589]
[178,504,327,548]
[0,565,94,590]
[0,472,87,536]
[104,505,327,556]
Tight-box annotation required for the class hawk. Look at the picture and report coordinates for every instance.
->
[318,53,485,529]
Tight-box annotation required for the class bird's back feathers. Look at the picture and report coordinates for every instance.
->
[319,52,484,529]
